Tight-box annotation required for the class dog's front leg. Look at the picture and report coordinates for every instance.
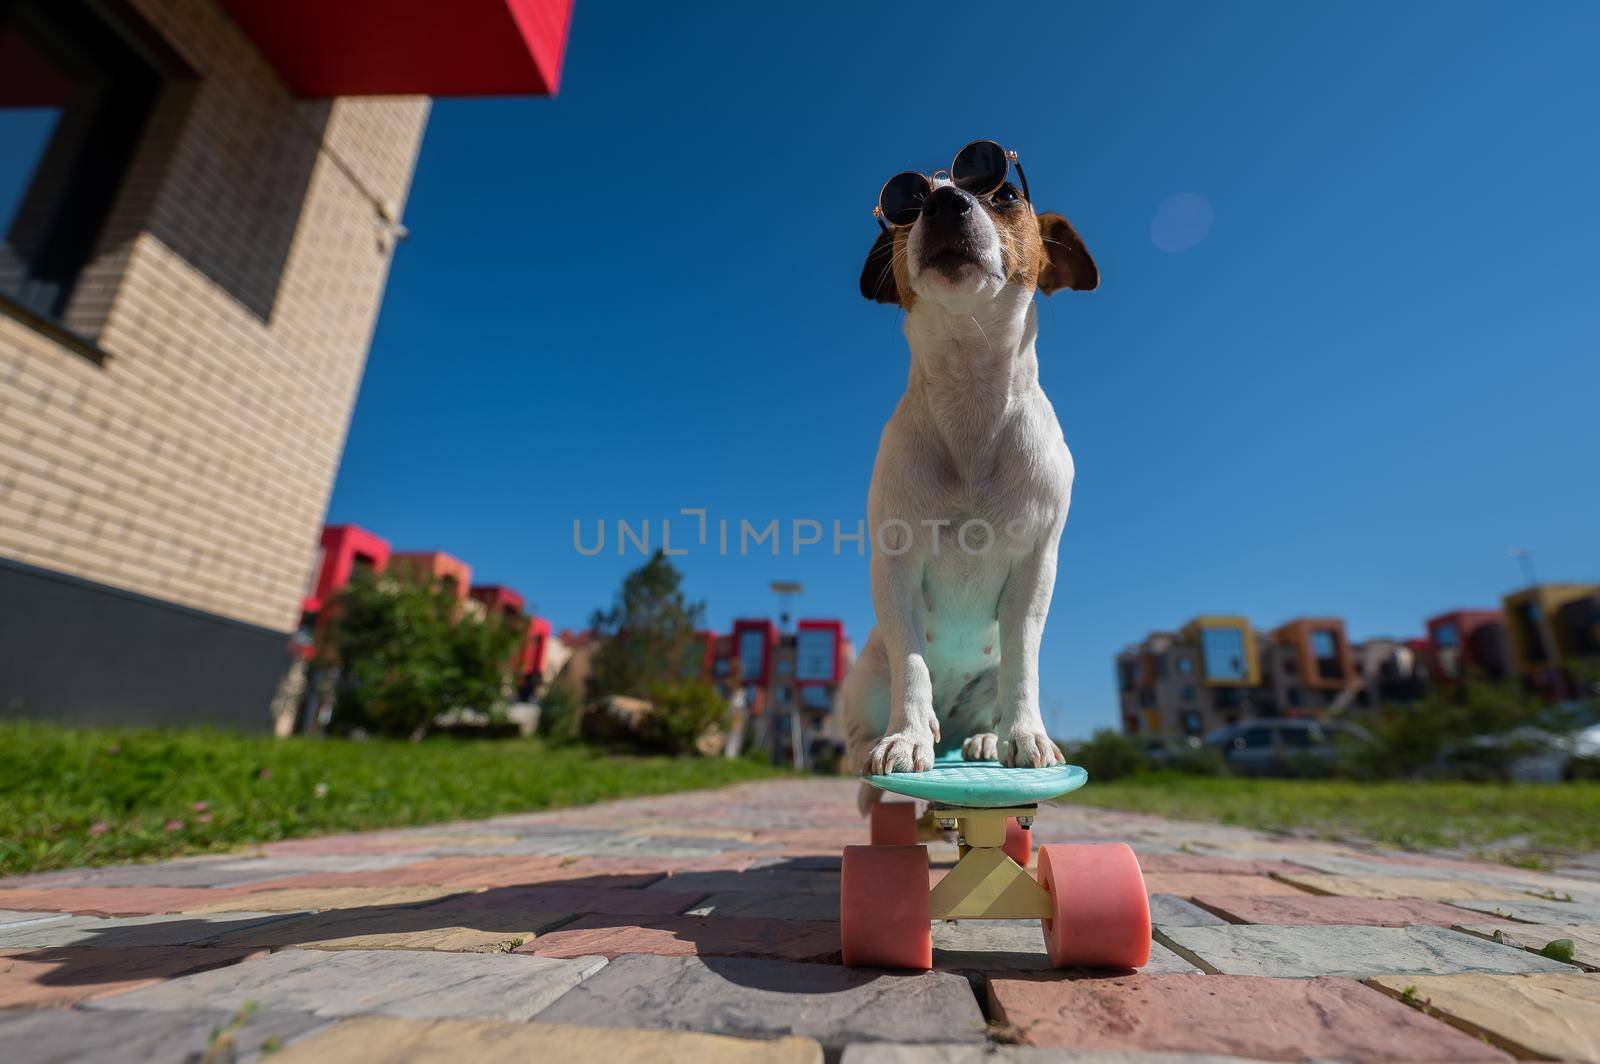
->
[995,532,1066,768]
[864,552,938,773]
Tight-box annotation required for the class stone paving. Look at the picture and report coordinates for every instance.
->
[1,777,1599,1062]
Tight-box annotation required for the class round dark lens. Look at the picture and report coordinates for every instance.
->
[952,140,1008,195]
[880,171,930,226]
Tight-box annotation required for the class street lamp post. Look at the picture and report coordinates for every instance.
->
[1509,546,1569,701]
[771,581,805,770]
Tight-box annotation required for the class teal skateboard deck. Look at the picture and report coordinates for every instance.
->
[863,759,1088,808]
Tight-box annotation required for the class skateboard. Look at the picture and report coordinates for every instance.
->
[841,757,1151,970]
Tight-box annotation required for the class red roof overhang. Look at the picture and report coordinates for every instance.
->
[219,0,572,98]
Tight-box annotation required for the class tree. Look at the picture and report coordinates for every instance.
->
[323,569,522,737]
[587,550,706,699]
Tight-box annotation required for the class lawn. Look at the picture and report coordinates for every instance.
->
[0,722,784,877]
[1082,774,1600,867]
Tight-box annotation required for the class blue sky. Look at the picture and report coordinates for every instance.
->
[325,1,1600,738]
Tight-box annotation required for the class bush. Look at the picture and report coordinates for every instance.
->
[1352,680,1570,781]
[638,681,728,755]
[536,684,581,742]
[1067,729,1149,782]
[324,570,522,738]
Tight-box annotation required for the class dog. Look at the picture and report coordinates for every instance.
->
[839,148,1099,811]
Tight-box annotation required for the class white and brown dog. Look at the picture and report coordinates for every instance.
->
[840,148,1098,810]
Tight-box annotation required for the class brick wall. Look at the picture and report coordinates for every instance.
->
[0,0,429,634]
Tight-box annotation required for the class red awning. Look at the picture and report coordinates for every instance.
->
[219,0,572,98]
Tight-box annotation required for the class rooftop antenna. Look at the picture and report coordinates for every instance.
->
[770,581,803,633]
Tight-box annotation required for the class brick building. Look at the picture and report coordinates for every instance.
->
[0,0,571,728]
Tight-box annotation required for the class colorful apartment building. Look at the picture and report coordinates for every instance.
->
[1502,584,1600,700]
[708,617,853,767]
[1121,615,1415,739]
[1425,609,1511,683]
[0,0,572,729]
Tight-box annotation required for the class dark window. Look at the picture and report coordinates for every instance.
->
[1235,727,1273,749]
[1117,660,1136,691]
[1181,711,1202,736]
[1287,686,1303,707]
[1279,726,1312,747]
[1138,689,1154,708]
[1311,628,1343,680]
[1180,685,1196,703]
[0,0,170,320]
[1511,603,1545,665]
[1176,655,1194,676]
[1213,687,1239,710]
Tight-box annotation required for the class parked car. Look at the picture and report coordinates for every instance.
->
[1204,719,1374,777]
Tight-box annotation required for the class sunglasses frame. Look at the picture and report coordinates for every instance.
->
[873,139,1031,232]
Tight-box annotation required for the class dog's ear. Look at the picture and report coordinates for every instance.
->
[1036,213,1099,294]
[858,228,902,305]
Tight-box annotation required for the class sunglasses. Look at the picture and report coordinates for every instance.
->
[874,139,1031,231]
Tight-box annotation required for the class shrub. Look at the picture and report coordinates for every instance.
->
[638,681,728,755]
[1067,729,1149,782]
[323,570,522,738]
[1352,680,1568,781]
[536,683,581,742]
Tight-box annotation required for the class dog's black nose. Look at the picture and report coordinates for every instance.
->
[921,185,972,221]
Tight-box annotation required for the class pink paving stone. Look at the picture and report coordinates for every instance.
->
[522,915,841,963]
[435,885,707,917]
[987,973,1511,1061]
[1190,894,1517,928]
[1139,873,1308,898]
[0,948,259,1007]
[1135,852,1310,875]
[0,887,253,917]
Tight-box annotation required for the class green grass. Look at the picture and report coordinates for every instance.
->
[0,722,785,877]
[1082,774,1600,866]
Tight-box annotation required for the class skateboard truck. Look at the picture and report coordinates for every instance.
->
[928,803,1050,921]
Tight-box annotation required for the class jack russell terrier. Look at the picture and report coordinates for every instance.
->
[840,140,1098,809]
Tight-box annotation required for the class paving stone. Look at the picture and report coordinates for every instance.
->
[1157,923,1579,978]
[443,884,707,917]
[1134,852,1308,875]
[0,859,301,891]
[0,1004,330,1063]
[0,910,297,948]
[1189,893,1501,928]
[0,947,257,1007]
[534,953,987,1049]
[931,920,1199,974]
[183,884,466,913]
[1446,895,1600,923]
[842,1046,1262,1064]
[88,947,608,1021]
[1146,894,1225,927]
[1368,972,1600,1061]
[235,855,664,893]
[524,915,841,963]
[1456,922,1600,969]
[198,896,576,952]
[0,886,250,917]
[0,910,69,930]
[646,869,840,895]
[1273,873,1529,901]
[1138,873,1305,897]
[686,891,841,921]
[986,972,1510,1059]
[271,1015,825,1063]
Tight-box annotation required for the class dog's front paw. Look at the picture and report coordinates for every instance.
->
[962,732,998,761]
[867,728,936,774]
[1000,727,1065,769]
